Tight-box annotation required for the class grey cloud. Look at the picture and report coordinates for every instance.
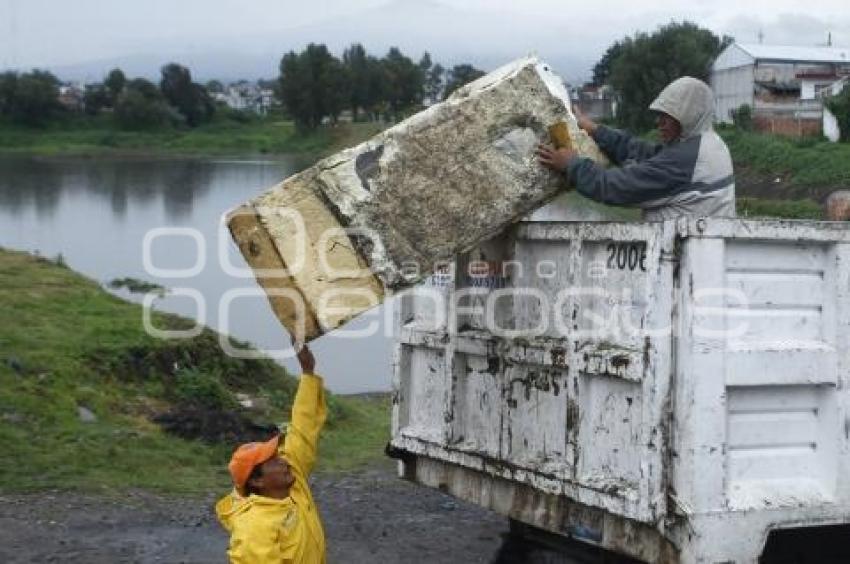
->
[722,13,847,46]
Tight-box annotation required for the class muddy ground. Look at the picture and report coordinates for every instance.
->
[5,462,839,563]
[0,463,523,564]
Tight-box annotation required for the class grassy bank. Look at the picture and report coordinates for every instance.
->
[0,115,384,158]
[720,129,850,200]
[0,249,390,494]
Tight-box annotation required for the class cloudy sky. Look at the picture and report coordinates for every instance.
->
[2,0,848,82]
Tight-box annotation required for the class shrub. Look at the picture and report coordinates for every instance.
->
[730,104,753,131]
[114,90,166,129]
[172,367,236,410]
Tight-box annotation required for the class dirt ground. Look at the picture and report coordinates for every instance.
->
[0,463,515,564]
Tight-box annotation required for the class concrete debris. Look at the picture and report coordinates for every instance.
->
[229,56,607,340]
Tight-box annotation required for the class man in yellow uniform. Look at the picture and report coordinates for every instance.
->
[216,342,327,563]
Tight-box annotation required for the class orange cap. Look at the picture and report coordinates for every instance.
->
[228,435,280,494]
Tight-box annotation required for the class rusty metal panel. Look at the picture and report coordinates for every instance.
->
[393,220,677,524]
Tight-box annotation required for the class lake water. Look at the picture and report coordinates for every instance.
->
[0,155,395,394]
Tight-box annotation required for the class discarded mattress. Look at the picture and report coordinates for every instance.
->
[228,56,607,341]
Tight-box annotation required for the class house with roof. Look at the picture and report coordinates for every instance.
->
[711,43,850,137]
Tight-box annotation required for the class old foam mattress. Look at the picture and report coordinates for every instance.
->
[227,56,606,340]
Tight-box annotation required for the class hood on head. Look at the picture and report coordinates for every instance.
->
[649,77,715,139]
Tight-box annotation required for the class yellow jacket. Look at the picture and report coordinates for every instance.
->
[216,373,327,564]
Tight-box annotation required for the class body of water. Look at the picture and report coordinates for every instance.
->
[0,155,394,394]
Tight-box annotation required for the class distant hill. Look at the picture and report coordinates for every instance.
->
[48,0,596,84]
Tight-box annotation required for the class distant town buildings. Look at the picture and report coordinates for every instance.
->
[56,79,276,116]
[712,42,850,138]
[58,84,85,112]
[570,83,617,121]
[211,82,275,115]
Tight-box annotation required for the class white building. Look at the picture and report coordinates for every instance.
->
[58,84,85,112]
[712,43,850,135]
[213,83,275,115]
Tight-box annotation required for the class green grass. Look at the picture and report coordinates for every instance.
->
[737,197,823,220]
[319,394,392,473]
[720,128,850,188]
[0,249,391,494]
[0,115,384,158]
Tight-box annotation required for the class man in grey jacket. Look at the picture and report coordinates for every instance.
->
[538,77,735,221]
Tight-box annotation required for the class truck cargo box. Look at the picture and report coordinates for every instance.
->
[390,216,850,563]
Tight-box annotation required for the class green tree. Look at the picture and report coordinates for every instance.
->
[278,44,348,130]
[278,51,309,128]
[343,43,370,121]
[127,78,161,99]
[104,68,126,104]
[605,21,732,131]
[205,79,224,94]
[418,52,432,77]
[83,84,110,116]
[443,64,485,100]
[419,52,446,104]
[115,78,179,130]
[382,47,424,119]
[730,103,754,131]
[592,41,624,86]
[424,62,445,104]
[363,55,389,121]
[159,63,214,127]
[322,55,349,124]
[7,70,61,125]
[0,72,18,116]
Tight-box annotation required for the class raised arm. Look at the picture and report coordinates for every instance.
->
[280,343,327,477]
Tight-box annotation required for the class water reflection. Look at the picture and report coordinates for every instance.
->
[0,157,223,219]
[0,157,63,217]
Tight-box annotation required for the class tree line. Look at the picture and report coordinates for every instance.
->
[0,63,213,129]
[0,44,484,132]
[278,43,483,130]
[0,69,62,126]
[2,25,746,136]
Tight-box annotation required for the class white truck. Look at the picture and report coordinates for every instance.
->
[389,210,850,563]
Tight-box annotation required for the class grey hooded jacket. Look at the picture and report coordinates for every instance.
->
[566,77,735,221]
